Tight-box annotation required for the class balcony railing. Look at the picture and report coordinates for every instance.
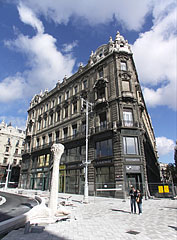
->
[93,122,112,134]
[118,120,139,128]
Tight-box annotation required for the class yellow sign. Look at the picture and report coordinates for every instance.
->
[60,165,66,170]
[164,185,169,193]
[158,186,164,193]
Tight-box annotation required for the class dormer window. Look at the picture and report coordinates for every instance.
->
[121,61,127,71]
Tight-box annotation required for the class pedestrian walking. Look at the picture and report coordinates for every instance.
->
[136,189,143,215]
[129,185,137,214]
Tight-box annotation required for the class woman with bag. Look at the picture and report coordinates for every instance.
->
[136,189,143,215]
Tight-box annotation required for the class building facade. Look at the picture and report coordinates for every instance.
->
[0,120,25,187]
[20,32,160,198]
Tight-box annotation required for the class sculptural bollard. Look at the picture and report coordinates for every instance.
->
[49,143,64,216]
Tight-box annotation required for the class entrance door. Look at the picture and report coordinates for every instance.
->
[126,173,142,192]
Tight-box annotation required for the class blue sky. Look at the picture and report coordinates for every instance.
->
[0,0,176,164]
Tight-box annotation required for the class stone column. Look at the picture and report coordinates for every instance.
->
[49,143,64,215]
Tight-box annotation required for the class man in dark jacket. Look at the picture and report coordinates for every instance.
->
[129,185,137,214]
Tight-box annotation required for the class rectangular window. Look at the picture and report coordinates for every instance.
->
[46,104,48,111]
[66,90,69,100]
[57,111,60,121]
[13,159,17,165]
[63,127,68,139]
[37,138,40,147]
[99,69,103,78]
[50,114,53,125]
[123,110,133,126]
[52,100,55,108]
[74,85,78,94]
[49,133,52,143]
[15,148,18,154]
[72,124,77,136]
[38,120,41,130]
[123,137,139,155]
[6,147,9,152]
[44,118,47,128]
[99,112,107,129]
[96,139,113,158]
[58,96,61,104]
[121,61,127,71]
[73,102,77,114]
[56,131,59,141]
[65,106,68,118]
[42,136,46,145]
[83,80,87,89]
[3,158,8,164]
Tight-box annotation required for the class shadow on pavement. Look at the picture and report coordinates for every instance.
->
[111,209,130,214]
[168,225,177,231]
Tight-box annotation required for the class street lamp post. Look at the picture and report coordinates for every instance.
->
[81,98,93,203]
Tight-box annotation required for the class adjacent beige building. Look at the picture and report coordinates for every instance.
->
[0,120,25,186]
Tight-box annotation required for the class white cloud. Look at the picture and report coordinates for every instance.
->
[62,40,78,53]
[1,4,75,103]
[156,137,175,156]
[0,75,25,102]
[132,0,177,110]
[19,0,152,31]
[18,3,44,33]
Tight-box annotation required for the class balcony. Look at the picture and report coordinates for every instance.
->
[92,122,112,134]
[122,91,134,101]
[118,120,139,128]
[94,97,108,110]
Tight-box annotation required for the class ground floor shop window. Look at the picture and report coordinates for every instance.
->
[30,172,49,191]
[95,166,115,197]
[65,169,84,194]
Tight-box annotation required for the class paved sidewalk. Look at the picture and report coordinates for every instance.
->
[2,191,177,240]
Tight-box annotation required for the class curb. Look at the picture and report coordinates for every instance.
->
[0,192,42,238]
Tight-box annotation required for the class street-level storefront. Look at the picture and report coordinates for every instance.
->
[29,153,50,190]
[65,163,84,194]
[59,165,66,193]
[94,162,115,197]
[125,164,144,194]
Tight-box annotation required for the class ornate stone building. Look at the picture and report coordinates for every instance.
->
[20,32,160,197]
[0,120,25,187]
